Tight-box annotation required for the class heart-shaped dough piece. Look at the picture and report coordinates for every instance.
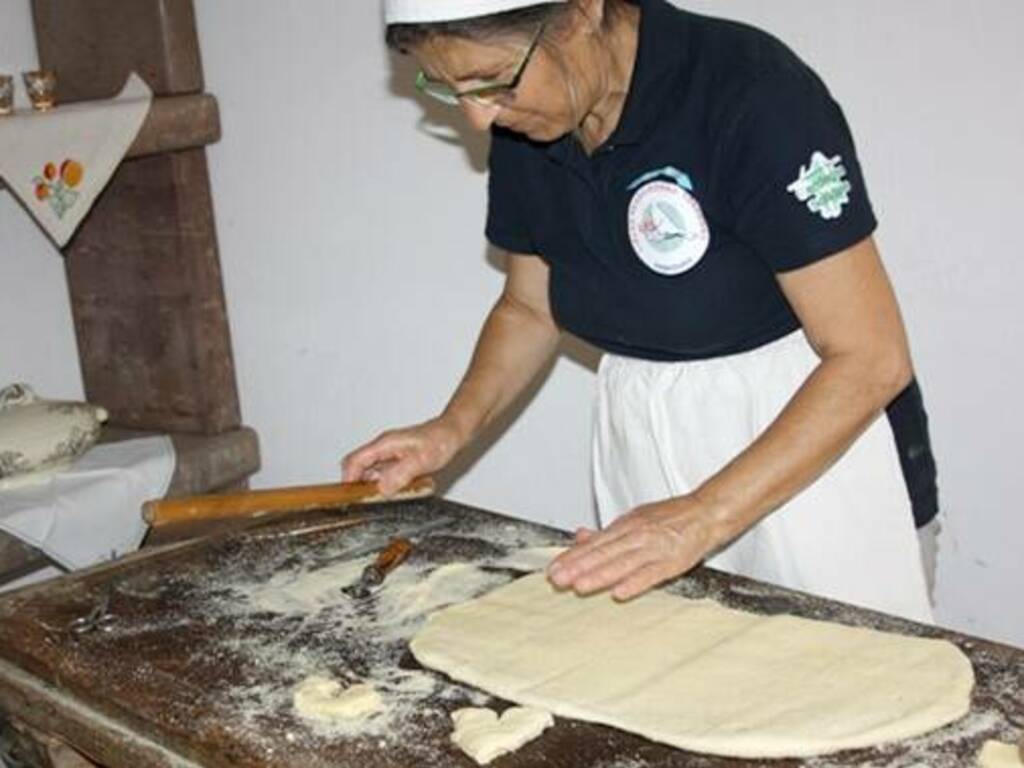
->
[450,706,553,765]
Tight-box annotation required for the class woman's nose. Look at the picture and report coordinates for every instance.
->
[459,99,500,131]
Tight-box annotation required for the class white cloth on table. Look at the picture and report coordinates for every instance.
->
[592,330,935,625]
[0,436,174,570]
[0,72,152,247]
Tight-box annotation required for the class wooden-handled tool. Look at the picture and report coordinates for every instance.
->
[142,476,435,528]
[343,537,413,599]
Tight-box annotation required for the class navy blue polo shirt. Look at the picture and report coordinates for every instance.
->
[485,0,938,526]
[487,0,879,360]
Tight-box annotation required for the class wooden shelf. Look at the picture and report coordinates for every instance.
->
[127,93,220,158]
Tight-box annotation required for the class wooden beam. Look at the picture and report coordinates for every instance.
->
[127,93,220,159]
[32,0,203,102]
[65,149,242,434]
[0,94,220,192]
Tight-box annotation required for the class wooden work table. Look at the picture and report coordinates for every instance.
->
[0,498,1020,767]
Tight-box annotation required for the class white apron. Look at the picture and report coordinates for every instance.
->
[592,330,935,624]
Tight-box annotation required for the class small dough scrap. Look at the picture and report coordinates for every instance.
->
[451,706,554,765]
[978,740,1024,768]
[293,675,383,723]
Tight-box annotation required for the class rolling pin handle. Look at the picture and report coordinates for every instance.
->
[376,537,413,576]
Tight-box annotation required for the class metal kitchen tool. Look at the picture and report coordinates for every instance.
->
[343,537,413,599]
[68,585,117,636]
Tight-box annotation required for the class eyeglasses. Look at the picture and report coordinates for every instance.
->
[415,23,546,107]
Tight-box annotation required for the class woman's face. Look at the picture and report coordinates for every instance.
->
[413,28,584,142]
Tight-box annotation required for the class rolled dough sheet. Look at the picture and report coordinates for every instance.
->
[451,706,554,765]
[978,741,1024,767]
[410,573,974,759]
[293,676,383,723]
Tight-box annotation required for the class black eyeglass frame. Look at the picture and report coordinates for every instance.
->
[415,22,547,106]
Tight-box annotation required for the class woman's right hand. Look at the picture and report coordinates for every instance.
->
[341,416,466,497]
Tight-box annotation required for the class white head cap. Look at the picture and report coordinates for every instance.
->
[385,0,568,25]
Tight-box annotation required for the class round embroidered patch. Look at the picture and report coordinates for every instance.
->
[627,181,710,276]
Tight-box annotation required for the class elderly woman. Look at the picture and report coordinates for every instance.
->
[344,0,940,623]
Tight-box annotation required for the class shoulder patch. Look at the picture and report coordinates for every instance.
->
[787,151,852,220]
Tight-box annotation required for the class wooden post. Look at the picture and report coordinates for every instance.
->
[30,0,242,435]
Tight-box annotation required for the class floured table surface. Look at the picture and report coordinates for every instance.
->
[0,498,1020,767]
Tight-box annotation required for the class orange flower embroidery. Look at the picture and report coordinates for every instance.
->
[61,160,84,188]
[32,158,84,218]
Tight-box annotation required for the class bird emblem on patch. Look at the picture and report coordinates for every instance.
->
[787,151,852,220]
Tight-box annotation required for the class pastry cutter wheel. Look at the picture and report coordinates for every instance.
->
[341,516,453,598]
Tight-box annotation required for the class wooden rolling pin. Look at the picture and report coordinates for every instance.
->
[142,476,435,528]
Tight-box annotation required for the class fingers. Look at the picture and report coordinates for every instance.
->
[610,560,681,602]
[569,543,654,596]
[341,439,401,483]
[551,512,645,575]
[550,525,699,599]
[376,457,424,497]
[548,524,640,589]
[342,422,456,496]
[573,527,596,543]
[548,502,712,600]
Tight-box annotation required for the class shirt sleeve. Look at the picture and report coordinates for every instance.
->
[485,127,538,255]
[722,71,878,272]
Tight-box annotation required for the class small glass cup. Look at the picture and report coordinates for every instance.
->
[0,75,13,116]
[23,69,57,111]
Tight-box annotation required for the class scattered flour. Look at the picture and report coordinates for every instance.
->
[243,557,371,614]
[185,527,565,763]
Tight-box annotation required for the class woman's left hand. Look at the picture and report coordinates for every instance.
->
[547,495,729,601]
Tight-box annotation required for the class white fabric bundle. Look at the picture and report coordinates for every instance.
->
[385,0,566,24]
[0,436,174,570]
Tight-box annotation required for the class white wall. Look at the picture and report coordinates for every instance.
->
[1,2,1021,646]
[0,1,83,400]
[192,0,598,538]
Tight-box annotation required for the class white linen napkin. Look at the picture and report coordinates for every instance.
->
[0,72,152,247]
[0,436,174,570]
